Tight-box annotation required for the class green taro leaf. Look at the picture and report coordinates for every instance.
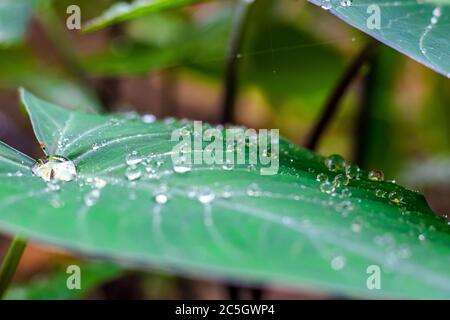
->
[83,0,205,33]
[0,0,37,46]
[309,0,450,77]
[0,89,448,299]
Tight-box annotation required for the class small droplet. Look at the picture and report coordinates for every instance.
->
[84,189,100,207]
[320,181,335,194]
[351,223,361,233]
[125,166,142,181]
[331,256,346,270]
[368,170,384,181]
[93,178,107,189]
[220,186,233,199]
[197,188,215,204]
[339,188,352,199]
[282,216,292,225]
[336,200,354,213]
[375,189,386,198]
[247,183,262,197]
[154,193,168,204]
[173,164,191,174]
[126,151,143,166]
[418,234,426,241]
[46,182,61,192]
[388,191,403,205]
[345,164,360,180]
[321,0,332,10]
[316,173,328,183]
[222,162,234,171]
[141,114,156,123]
[334,174,349,187]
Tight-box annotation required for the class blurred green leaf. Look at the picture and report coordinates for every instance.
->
[83,0,206,33]
[0,0,37,47]
[0,48,102,113]
[83,6,344,111]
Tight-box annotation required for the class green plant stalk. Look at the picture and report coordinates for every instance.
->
[0,237,27,299]
[220,0,257,124]
[303,41,377,151]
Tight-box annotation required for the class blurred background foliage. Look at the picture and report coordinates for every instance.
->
[0,0,448,299]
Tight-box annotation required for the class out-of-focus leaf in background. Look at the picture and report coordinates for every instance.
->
[0,47,101,113]
[83,0,206,33]
[0,0,37,47]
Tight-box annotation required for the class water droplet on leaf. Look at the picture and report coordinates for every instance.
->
[125,166,142,181]
[197,188,216,204]
[126,151,143,166]
[320,181,335,194]
[331,256,346,270]
[368,170,384,181]
[325,154,346,172]
[32,155,77,182]
[388,191,403,205]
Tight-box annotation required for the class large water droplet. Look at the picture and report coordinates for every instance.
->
[324,154,346,172]
[32,155,77,182]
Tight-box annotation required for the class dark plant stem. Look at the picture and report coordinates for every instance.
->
[227,285,241,300]
[353,45,399,179]
[250,287,263,300]
[0,237,27,299]
[303,41,377,150]
[222,0,258,299]
[220,0,256,124]
[95,24,124,112]
[160,70,178,118]
[354,59,375,167]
